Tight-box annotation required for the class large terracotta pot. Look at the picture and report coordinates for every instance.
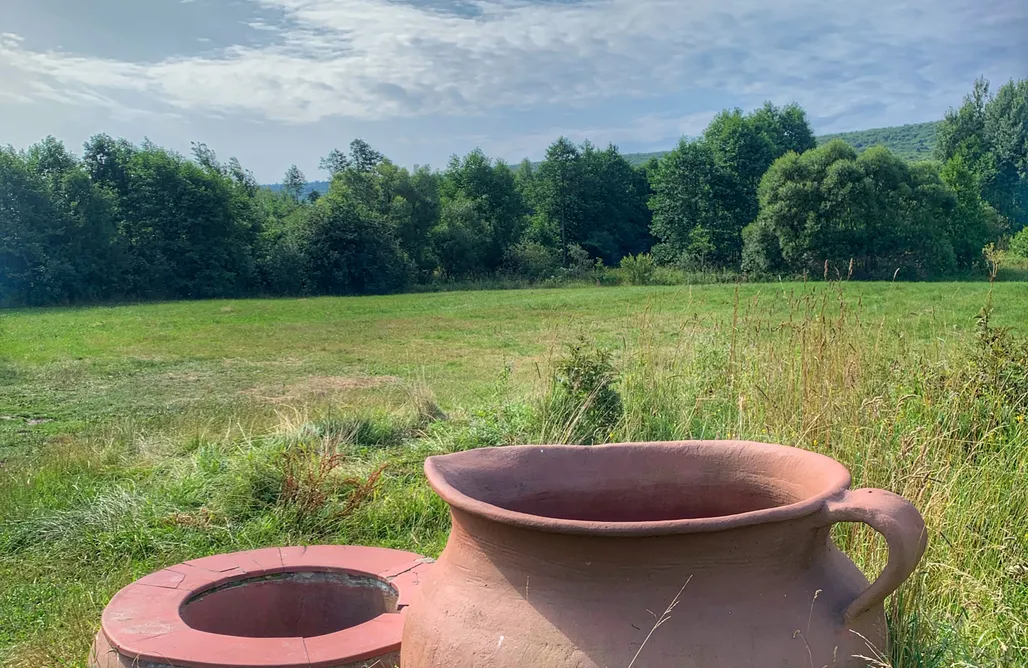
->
[401,441,927,668]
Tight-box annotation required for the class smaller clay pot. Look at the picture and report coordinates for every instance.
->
[90,545,431,668]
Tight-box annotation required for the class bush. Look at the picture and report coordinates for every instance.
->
[561,243,594,279]
[649,242,681,267]
[504,240,560,280]
[650,266,686,285]
[754,141,980,279]
[1010,228,1028,258]
[543,337,623,444]
[969,306,1028,414]
[681,225,716,270]
[305,196,412,295]
[619,253,656,285]
[430,197,490,280]
[255,223,310,296]
[741,220,784,275]
[594,265,621,286]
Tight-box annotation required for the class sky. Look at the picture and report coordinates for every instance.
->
[1,0,1025,183]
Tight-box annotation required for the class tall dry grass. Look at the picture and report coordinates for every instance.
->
[537,282,1027,666]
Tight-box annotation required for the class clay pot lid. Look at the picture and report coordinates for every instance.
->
[425,440,853,536]
[100,545,431,668]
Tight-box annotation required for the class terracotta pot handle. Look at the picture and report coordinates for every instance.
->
[821,488,928,622]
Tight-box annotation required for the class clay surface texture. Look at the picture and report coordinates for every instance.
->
[401,441,927,668]
[90,545,431,668]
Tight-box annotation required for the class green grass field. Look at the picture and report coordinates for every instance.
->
[2,282,1027,667]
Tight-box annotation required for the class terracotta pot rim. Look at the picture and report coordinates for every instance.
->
[98,545,430,668]
[424,440,852,536]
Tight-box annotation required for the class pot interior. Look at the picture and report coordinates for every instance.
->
[428,442,849,525]
[180,570,397,638]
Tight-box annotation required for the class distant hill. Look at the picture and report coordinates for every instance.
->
[615,121,943,167]
[815,120,941,162]
[265,181,331,196]
[525,150,670,170]
[262,121,943,191]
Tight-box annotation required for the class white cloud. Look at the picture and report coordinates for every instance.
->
[0,0,1024,132]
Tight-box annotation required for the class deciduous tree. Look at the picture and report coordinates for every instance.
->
[282,165,307,203]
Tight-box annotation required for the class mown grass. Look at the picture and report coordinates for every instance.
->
[1,281,1027,667]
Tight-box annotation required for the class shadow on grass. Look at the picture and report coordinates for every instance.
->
[0,359,16,385]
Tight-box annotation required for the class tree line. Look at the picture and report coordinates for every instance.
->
[1,77,1025,307]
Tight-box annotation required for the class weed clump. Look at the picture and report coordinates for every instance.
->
[970,305,1028,411]
[541,337,623,444]
[947,304,1028,450]
[278,444,386,534]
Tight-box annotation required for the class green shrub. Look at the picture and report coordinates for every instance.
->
[619,253,656,285]
[542,337,623,444]
[681,225,716,270]
[305,195,412,295]
[255,221,310,296]
[595,270,621,286]
[650,267,687,285]
[961,305,1028,447]
[741,219,785,275]
[503,240,560,280]
[1010,228,1028,258]
[566,243,594,277]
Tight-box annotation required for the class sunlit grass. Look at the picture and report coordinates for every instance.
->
[1,281,1026,666]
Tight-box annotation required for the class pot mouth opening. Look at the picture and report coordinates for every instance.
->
[425,441,851,535]
[180,570,398,639]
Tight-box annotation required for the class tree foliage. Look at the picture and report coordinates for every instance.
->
[937,78,1028,234]
[1010,227,1028,259]
[0,81,1021,307]
[435,149,526,278]
[525,138,650,266]
[744,140,992,278]
[303,185,410,295]
[650,103,815,268]
[282,165,307,203]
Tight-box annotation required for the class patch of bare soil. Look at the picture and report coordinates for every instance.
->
[243,375,402,403]
[164,372,203,382]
